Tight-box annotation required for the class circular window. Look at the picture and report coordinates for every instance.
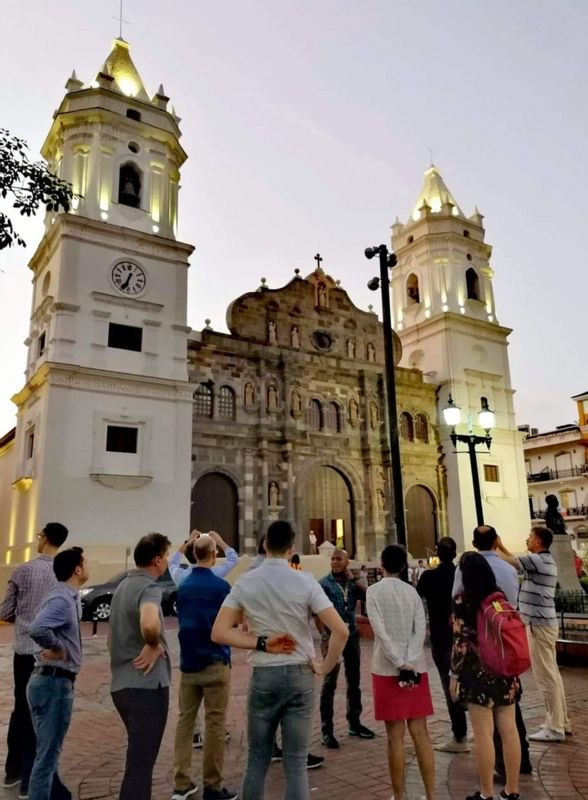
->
[466,253,472,261]
[311,330,333,351]
[128,141,140,153]
[41,272,51,297]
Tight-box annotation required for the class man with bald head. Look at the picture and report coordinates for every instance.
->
[318,549,374,748]
[172,534,237,800]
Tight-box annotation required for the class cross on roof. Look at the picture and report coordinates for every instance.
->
[427,147,435,167]
[113,0,130,39]
[314,253,323,268]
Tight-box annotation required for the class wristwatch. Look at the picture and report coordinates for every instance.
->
[256,635,268,652]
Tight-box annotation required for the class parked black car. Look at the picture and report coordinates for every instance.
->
[80,568,178,621]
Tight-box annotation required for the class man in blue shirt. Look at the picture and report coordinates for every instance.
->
[170,530,239,749]
[172,535,238,800]
[169,530,239,587]
[27,547,89,800]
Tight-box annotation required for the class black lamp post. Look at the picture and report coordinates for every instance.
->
[365,244,406,547]
[442,395,495,527]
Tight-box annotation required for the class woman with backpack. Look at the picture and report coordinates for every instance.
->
[450,552,524,800]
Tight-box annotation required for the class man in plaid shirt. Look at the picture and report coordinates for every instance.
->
[318,549,374,748]
[0,522,69,798]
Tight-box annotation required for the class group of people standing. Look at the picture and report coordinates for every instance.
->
[0,517,570,800]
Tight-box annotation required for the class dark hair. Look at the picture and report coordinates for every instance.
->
[134,533,171,567]
[43,522,69,548]
[53,547,84,582]
[533,527,553,551]
[472,525,498,552]
[381,544,407,575]
[290,553,301,565]
[257,535,267,556]
[266,521,295,554]
[459,551,498,618]
[437,536,457,563]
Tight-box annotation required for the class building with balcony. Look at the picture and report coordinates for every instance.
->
[521,392,588,543]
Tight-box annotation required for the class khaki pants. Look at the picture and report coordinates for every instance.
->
[173,662,230,791]
[527,624,570,735]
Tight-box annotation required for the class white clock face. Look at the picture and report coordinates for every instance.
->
[111,261,146,296]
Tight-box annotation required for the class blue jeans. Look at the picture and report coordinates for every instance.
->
[242,664,314,800]
[27,675,74,800]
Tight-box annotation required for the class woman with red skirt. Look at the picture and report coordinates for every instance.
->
[367,545,435,800]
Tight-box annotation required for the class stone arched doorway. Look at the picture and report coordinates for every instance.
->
[298,464,356,557]
[191,472,239,551]
[405,485,437,559]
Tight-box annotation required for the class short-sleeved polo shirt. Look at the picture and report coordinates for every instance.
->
[109,570,171,691]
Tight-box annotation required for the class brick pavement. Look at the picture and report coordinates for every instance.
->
[1,620,587,800]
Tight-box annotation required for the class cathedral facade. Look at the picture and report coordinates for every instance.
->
[0,38,530,575]
[187,264,445,561]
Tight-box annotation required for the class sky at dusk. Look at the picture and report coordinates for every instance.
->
[0,0,585,436]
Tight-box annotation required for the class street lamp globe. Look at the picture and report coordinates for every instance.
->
[478,405,495,432]
[442,395,461,428]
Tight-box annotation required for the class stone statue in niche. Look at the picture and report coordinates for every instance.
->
[269,481,280,507]
[268,320,277,345]
[317,283,327,308]
[347,338,356,359]
[349,397,359,424]
[367,342,376,362]
[291,325,300,348]
[244,382,255,406]
[370,401,379,430]
[267,384,278,411]
[377,488,386,511]
[291,387,302,415]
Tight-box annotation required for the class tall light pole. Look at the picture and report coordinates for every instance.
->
[365,244,406,547]
[442,395,495,526]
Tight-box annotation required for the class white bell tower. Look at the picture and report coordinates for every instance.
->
[7,39,194,563]
[391,166,530,551]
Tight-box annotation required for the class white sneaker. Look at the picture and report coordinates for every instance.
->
[528,728,564,742]
[434,737,471,753]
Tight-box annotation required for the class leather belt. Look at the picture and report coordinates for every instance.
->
[34,665,77,682]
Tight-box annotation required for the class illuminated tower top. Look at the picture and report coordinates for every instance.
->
[40,38,185,239]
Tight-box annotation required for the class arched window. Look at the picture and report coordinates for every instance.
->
[406,273,420,304]
[218,385,236,419]
[415,413,429,443]
[466,267,480,300]
[325,402,341,432]
[193,383,213,417]
[308,399,323,430]
[118,162,142,208]
[400,411,414,441]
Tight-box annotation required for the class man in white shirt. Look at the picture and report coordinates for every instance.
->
[212,520,348,800]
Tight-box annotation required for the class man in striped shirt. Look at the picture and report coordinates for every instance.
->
[497,527,570,742]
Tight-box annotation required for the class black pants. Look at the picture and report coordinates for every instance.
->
[320,632,362,734]
[494,699,531,773]
[5,653,36,784]
[112,686,169,800]
[431,643,468,742]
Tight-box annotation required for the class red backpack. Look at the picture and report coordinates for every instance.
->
[476,591,530,677]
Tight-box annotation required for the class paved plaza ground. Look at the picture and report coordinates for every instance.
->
[1,620,587,800]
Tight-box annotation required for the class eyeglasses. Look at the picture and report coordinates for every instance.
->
[36,532,45,540]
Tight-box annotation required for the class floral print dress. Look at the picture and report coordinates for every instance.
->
[451,595,521,707]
